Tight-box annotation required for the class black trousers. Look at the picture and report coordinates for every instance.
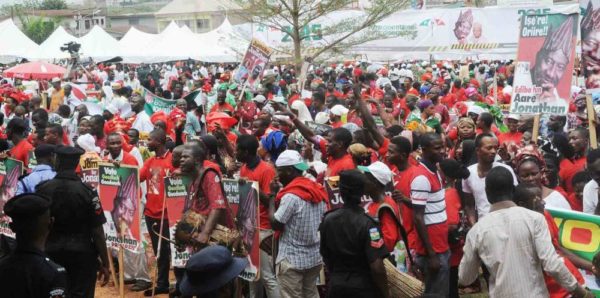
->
[48,250,98,298]
[145,215,171,289]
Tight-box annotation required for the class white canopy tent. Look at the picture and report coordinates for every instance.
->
[33,26,79,61]
[118,26,157,64]
[0,19,39,64]
[79,25,120,62]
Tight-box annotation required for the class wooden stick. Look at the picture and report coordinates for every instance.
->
[118,247,124,298]
[532,114,541,143]
[586,94,598,149]
[151,190,169,298]
[106,246,118,288]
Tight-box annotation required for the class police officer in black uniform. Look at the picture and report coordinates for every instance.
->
[320,170,390,298]
[0,193,68,298]
[36,146,110,298]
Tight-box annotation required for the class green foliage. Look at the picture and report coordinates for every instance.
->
[38,0,68,10]
[19,15,59,44]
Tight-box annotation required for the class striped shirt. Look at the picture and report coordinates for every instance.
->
[409,162,449,255]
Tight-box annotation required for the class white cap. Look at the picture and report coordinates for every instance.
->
[467,105,485,115]
[253,95,267,103]
[507,114,520,120]
[77,133,101,153]
[358,161,393,186]
[272,96,286,104]
[330,105,349,116]
[51,77,61,83]
[315,112,329,124]
[275,150,309,171]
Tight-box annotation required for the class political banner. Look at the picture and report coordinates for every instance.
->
[80,151,102,188]
[0,158,23,238]
[581,0,600,92]
[141,87,177,116]
[547,208,600,294]
[164,176,193,268]
[234,38,274,91]
[509,13,578,115]
[236,4,578,60]
[98,163,141,252]
[223,178,260,282]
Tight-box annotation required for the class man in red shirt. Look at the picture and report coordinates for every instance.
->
[409,133,449,296]
[497,114,523,147]
[561,128,589,194]
[360,161,400,252]
[139,129,173,295]
[235,135,280,297]
[210,86,234,115]
[324,128,356,177]
[386,135,418,247]
[7,118,33,168]
[103,133,138,167]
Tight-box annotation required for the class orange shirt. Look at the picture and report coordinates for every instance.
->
[240,159,276,230]
[10,139,33,168]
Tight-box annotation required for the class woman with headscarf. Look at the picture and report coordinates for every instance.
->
[514,145,572,210]
[448,117,476,158]
[290,100,313,123]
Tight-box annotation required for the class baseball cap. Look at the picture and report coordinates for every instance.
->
[507,114,520,121]
[358,161,393,186]
[275,150,309,171]
[330,105,349,116]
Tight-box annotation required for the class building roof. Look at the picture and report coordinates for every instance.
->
[155,0,241,16]
[23,8,107,18]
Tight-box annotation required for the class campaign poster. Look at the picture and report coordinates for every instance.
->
[223,178,260,282]
[80,151,101,188]
[581,0,600,92]
[164,176,193,268]
[547,208,600,295]
[98,163,141,252]
[233,38,273,91]
[509,13,578,115]
[0,158,23,238]
[142,87,177,115]
[27,151,36,174]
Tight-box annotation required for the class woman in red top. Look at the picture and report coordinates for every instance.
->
[439,159,471,298]
[568,171,590,212]
[359,161,400,253]
[557,129,588,194]
[514,184,591,298]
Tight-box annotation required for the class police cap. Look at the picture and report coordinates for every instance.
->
[34,144,56,159]
[4,193,51,219]
[54,145,84,158]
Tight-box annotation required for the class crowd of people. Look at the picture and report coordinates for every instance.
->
[0,58,598,298]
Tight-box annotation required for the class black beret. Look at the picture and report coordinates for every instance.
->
[54,145,84,158]
[339,169,366,196]
[34,144,56,159]
[4,194,51,219]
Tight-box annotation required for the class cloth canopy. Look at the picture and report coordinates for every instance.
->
[2,61,66,80]
[0,19,39,64]
[34,26,79,61]
[79,25,120,61]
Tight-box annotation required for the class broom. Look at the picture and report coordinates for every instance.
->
[384,259,424,298]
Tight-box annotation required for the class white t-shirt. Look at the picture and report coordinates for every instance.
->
[462,162,518,219]
[544,191,571,210]
[583,179,598,214]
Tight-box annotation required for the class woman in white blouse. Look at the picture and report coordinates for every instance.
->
[516,157,572,210]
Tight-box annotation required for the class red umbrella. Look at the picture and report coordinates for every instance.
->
[2,61,66,80]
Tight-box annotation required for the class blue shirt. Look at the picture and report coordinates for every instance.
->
[16,165,56,195]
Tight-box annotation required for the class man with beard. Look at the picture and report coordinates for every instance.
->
[454,9,473,44]
[581,1,600,89]
[531,16,575,102]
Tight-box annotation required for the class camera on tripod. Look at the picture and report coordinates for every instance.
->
[60,42,81,54]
